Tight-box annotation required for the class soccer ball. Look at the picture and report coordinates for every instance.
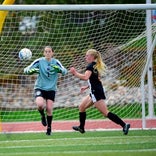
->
[19,48,32,60]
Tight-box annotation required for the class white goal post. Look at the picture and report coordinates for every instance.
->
[0,4,156,133]
[1,4,156,11]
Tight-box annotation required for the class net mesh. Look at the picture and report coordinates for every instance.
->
[0,9,155,132]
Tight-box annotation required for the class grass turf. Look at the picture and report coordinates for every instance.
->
[2,103,155,122]
[0,130,155,156]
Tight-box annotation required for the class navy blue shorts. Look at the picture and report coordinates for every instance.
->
[34,89,55,101]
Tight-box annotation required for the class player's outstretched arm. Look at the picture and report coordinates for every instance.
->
[70,67,91,81]
[24,67,39,75]
[51,63,67,75]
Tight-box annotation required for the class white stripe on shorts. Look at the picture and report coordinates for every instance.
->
[90,92,97,103]
[88,80,97,103]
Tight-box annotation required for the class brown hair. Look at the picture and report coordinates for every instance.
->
[44,46,54,52]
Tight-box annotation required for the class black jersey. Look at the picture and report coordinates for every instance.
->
[86,62,102,89]
[86,62,106,102]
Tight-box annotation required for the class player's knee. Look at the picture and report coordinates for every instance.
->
[79,105,86,112]
[36,102,44,109]
[36,97,44,108]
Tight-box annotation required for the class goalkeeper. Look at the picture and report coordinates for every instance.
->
[24,46,67,135]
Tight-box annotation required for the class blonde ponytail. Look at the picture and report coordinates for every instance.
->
[87,49,106,76]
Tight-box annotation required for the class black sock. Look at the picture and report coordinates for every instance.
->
[79,112,86,129]
[38,109,45,117]
[107,112,125,127]
[47,115,53,128]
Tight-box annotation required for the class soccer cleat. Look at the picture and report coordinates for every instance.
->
[46,127,51,136]
[72,126,85,134]
[41,116,47,127]
[123,123,130,135]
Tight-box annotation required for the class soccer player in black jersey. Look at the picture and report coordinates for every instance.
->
[70,49,130,135]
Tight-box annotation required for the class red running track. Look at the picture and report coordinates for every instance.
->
[1,119,156,133]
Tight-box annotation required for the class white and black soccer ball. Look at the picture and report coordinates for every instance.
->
[19,48,32,60]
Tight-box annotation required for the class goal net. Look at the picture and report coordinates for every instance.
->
[0,5,156,133]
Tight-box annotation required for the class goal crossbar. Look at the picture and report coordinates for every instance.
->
[1,4,156,11]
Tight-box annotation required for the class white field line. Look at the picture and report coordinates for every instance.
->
[0,135,155,143]
[0,136,155,150]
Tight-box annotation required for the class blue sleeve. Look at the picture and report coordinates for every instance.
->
[24,58,40,74]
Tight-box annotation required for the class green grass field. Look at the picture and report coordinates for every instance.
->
[2,103,155,122]
[0,130,156,156]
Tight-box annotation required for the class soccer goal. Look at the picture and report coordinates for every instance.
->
[0,4,156,133]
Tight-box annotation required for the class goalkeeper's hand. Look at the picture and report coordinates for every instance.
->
[51,65,62,73]
[24,68,39,75]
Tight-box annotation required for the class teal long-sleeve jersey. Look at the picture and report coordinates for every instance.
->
[24,57,67,91]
